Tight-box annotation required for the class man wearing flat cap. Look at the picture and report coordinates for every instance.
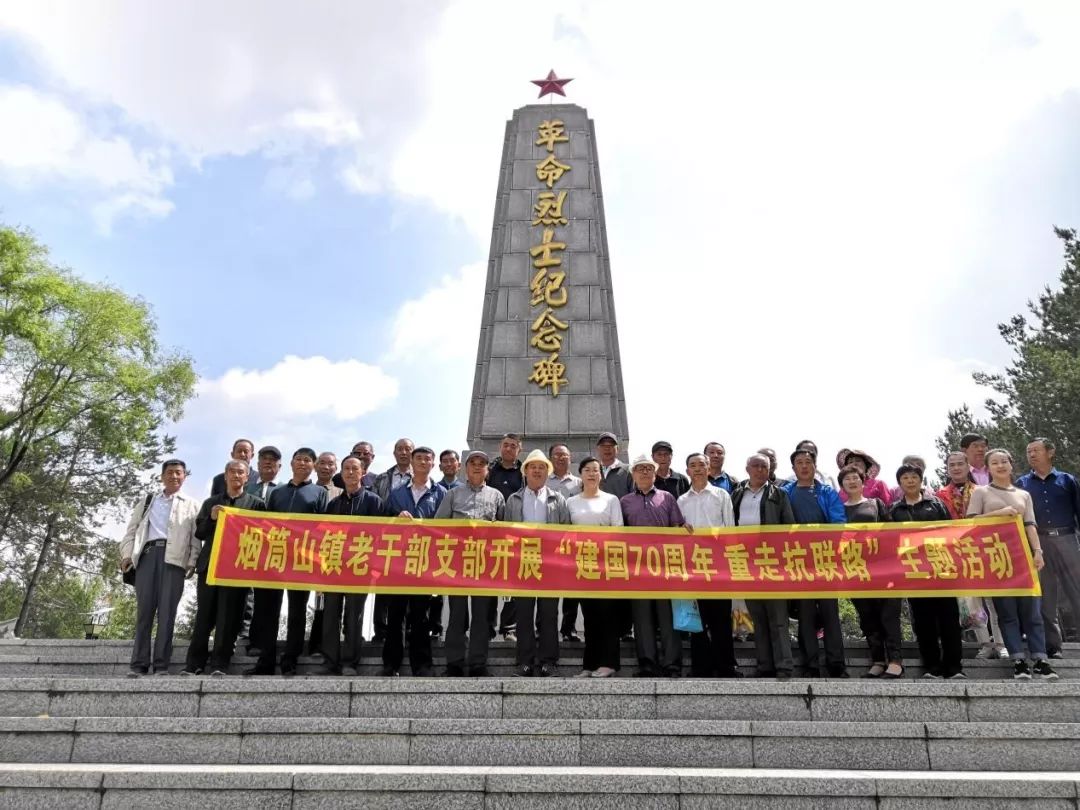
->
[652,441,690,499]
[504,449,572,676]
[435,449,506,676]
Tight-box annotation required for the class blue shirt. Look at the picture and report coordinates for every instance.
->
[1016,468,1080,531]
[789,485,826,523]
[387,480,446,518]
[708,472,736,493]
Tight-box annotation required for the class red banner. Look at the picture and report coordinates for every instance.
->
[206,509,1038,598]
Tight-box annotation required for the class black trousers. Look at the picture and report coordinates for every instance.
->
[690,598,738,677]
[321,592,365,672]
[307,606,324,655]
[515,597,559,667]
[631,598,681,674]
[581,598,621,671]
[428,595,444,634]
[560,598,581,636]
[185,572,217,672]
[796,598,846,673]
[447,595,494,670]
[383,593,433,672]
[909,596,963,677]
[854,597,903,664]
[372,594,389,639]
[253,588,309,672]
[208,586,248,672]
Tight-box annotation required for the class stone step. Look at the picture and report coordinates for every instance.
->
[1,677,1077,723]
[1,764,1077,810]
[0,653,1073,680]
[2,715,1079,771]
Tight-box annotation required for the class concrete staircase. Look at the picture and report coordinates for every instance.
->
[0,639,1077,808]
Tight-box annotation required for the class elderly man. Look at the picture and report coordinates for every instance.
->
[732,453,796,680]
[211,439,256,496]
[622,454,686,677]
[383,446,446,676]
[546,443,582,641]
[435,449,506,676]
[120,459,201,677]
[680,452,739,678]
[487,433,524,641]
[781,447,848,678]
[505,449,572,676]
[317,454,384,676]
[245,448,330,677]
[1018,437,1080,659]
[182,460,265,676]
[597,432,631,495]
[653,441,690,498]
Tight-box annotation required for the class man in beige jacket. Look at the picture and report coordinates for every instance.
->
[119,459,201,676]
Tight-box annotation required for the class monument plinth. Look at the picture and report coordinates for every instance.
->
[467,102,629,457]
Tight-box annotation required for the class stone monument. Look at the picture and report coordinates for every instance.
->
[467,76,629,458]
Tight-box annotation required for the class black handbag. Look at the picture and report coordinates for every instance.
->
[121,494,155,587]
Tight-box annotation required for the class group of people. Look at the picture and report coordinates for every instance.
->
[118,430,1079,682]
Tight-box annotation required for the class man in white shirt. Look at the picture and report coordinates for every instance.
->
[547,443,583,641]
[679,453,740,678]
[119,459,201,676]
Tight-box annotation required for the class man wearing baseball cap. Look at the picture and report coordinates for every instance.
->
[435,449,506,676]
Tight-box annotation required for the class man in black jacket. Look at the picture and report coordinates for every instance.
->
[182,460,265,676]
[317,455,384,675]
[731,453,796,679]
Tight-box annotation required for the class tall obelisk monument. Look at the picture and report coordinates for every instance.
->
[467,72,629,457]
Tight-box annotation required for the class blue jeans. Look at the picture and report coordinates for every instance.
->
[992,595,1047,660]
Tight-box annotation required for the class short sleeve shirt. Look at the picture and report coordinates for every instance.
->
[967,484,1037,526]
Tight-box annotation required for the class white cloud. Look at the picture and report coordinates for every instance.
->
[0,84,173,231]
[385,262,485,362]
[175,355,399,494]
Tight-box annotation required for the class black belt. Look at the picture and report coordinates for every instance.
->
[1038,527,1076,537]
[145,538,167,547]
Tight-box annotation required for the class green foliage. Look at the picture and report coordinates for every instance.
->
[938,227,1080,474]
[0,224,197,637]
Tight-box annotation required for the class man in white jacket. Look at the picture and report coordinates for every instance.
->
[119,459,201,676]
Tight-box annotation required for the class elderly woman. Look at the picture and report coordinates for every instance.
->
[967,449,1058,681]
[840,464,901,677]
[566,456,624,677]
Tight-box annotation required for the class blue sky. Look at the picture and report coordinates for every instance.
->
[2,1,1080,496]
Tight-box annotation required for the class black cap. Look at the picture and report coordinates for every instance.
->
[596,431,618,445]
[258,445,282,460]
[651,440,673,454]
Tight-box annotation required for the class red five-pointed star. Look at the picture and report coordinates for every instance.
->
[531,70,573,99]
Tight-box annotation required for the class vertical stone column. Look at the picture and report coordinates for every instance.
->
[467,103,629,458]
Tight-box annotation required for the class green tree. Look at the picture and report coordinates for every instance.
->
[938,227,1080,473]
[0,225,197,636]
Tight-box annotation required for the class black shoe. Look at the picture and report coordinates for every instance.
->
[514,665,534,677]
[470,666,491,677]
[413,666,435,677]
[445,665,465,677]
[756,669,776,679]
[313,666,342,676]
[776,670,793,681]
[1033,660,1059,681]
[126,667,148,678]
[827,667,850,679]
[242,666,273,677]
[1013,660,1032,680]
[633,667,659,678]
[280,666,297,678]
[379,666,399,677]
[1048,649,1064,660]
[664,668,682,679]
[538,665,555,677]
[561,633,582,643]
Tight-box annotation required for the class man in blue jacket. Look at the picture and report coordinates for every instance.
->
[781,448,848,678]
[383,446,446,676]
